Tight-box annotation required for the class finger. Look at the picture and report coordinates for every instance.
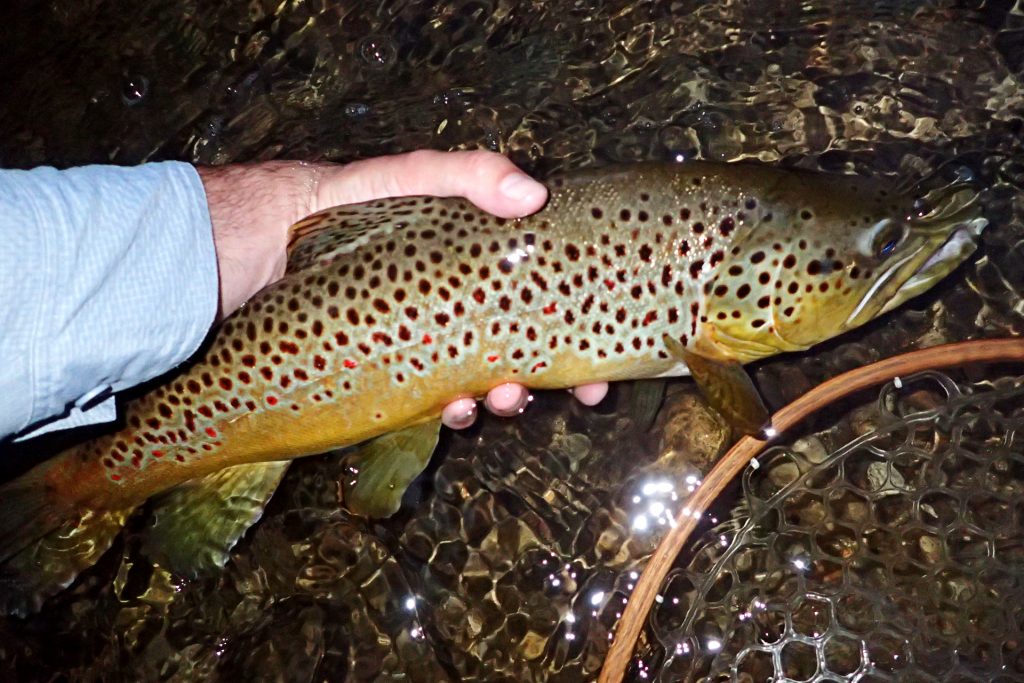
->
[484,383,530,416]
[315,150,548,218]
[441,397,478,430]
[571,382,609,406]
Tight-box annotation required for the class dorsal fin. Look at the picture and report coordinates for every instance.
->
[285,197,435,274]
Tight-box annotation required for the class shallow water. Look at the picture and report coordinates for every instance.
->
[1,0,1023,680]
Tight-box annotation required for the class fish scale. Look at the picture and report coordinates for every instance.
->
[0,161,985,613]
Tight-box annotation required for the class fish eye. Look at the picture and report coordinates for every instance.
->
[873,222,905,259]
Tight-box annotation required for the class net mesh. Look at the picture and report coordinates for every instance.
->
[640,371,1024,681]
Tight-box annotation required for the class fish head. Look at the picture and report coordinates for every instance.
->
[695,175,987,362]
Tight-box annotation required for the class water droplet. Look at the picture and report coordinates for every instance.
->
[483,129,501,151]
[359,35,396,69]
[912,197,932,217]
[204,115,225,138]
[951,164,976,183]
[121,74,149,106]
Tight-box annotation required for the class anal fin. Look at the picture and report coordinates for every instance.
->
[142,461,290,577]
[340,420,441,519]
[664,335,771,437]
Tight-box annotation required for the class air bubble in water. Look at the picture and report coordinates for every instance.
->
[359,36,396,69]
[121,74,148,106]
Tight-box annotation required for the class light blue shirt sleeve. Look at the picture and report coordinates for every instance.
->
[0,161,219,441]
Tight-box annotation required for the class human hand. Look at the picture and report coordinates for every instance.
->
[198,150,550,318]
[440,381,610,429]
[197,150,609,426]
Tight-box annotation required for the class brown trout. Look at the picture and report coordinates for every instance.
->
[0,161,985,614]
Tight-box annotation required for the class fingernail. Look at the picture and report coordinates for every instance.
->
[499,172,544,202]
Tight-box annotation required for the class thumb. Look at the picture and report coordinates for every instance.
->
[313,150,548,218]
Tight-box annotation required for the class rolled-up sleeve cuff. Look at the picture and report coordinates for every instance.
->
[1,161,219,440]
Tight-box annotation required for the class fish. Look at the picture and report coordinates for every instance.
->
[0,161,986,614]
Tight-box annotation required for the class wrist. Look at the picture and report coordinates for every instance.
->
[196,161,319,318]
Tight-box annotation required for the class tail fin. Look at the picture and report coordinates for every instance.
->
[0,466,134,616]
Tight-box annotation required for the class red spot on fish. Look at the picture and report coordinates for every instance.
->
[266,396,279,405]
[344,359,358,369]
[487,355,499,362]
[604,279,616,290]
[111,474,121,481]
[531,361,547,373]
[205,427,218,438]
[152,450,164,458]
[543,302,557,315]
[422,334,433,344]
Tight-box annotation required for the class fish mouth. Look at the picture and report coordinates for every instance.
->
[845,216,986,328]
[878,217,986,313]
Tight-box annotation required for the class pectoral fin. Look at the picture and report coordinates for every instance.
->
[341,419,441,519]
[663,335,770,437]
[629,379,668,432]
[142,461,291,577]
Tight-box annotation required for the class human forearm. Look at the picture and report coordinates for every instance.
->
[0,162,217,439]
[196,161,313,318]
